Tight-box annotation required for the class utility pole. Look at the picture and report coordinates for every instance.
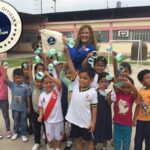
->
[41,0,42,14]
[106,0,109,8]
[53,0,56,12]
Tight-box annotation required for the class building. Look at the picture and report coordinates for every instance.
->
[10,5,150,57]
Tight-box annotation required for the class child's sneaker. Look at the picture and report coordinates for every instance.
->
[64,141,73,150]
[21,135,28,142]
[11,133,18,140]
[32,143,40,150]
[0,131,3,139]
[6,131,12,138]
[43,133,46,140]
[101,147,109,150]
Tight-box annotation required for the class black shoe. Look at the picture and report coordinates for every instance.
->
[64,145,72,150]
[28,126,33,135]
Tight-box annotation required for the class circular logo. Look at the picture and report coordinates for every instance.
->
[47,37,56,45]
[0,1,22,53]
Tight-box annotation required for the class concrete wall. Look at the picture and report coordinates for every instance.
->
[10,17,150,55]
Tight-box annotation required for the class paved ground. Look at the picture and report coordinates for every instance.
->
[0,63,147,150]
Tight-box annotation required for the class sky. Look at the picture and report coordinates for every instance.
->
[3,0,150,14]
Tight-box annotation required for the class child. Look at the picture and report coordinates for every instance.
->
[7,68,31,142]
[38,71,64,150]
[34,63,45,73]
[64,47,98,150]
[28,62,44,150]
[65,25,97,70]
[59,66,74,150]
[94,72,116,150]
[0,65,11,138]
[133,69,150,150]
[91,56,108,88]
[21,62,33,135]
[113,77,138,150]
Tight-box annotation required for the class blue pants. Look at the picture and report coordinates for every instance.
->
[134,120,150,150]
[114,123,132,150]
[12,110,27,136]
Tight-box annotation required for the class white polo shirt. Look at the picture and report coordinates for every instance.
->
[66,76,98,128]
[38,87,63,123]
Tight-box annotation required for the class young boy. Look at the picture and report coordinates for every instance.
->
[0,65,11,138]
[6,68,30,142]
[64,47,98,150]
[133,69,150,150]
[38,71,64,150]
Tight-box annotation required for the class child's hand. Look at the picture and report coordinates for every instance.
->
[44,70,50,77]
[132,119,137,127]
[62,36,68,45]
[38,115,43,123]
[27,107,31,114]
[122,77,132,86]
[63,46,69,53]
[87,52,93,58]
[40,53,48,60]
[88,122,96,132]
[106,91,111,100]
[112,51,117,58]
[28,60,33,67]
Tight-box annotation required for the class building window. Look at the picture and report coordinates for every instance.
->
[20,32,38,43]
[113,29,150,42]
[94,31,109,43]
[62,32,73,38]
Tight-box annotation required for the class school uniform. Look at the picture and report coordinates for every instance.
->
[94,89,116,142]
[38,87,64,142]
[65,76,98,140]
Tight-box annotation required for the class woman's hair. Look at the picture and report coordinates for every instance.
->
[75,25,97,48]
[120,62,132,74]
[94,56,107,66]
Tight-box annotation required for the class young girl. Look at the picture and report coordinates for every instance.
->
[66,24,97,70]
[91,56,108,88]
[28,62,45,150]
[113,77,138,150]
[94,72,116,150]
[34,63,45,73]
[64,47,98,150]
[38,71,64,150]
[0,65,11,138]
